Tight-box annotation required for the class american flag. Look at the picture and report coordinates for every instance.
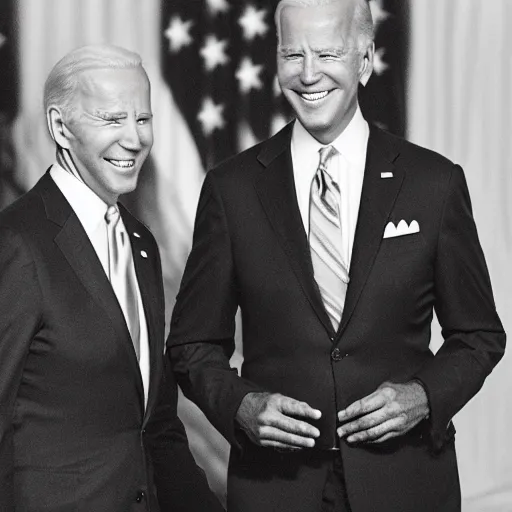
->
[360,0,408,137]
[161,0,291,170]
[160,0,407,173]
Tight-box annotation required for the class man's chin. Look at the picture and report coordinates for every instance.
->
[296,116,335,143]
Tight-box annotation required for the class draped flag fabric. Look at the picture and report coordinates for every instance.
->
[161,0,291,170]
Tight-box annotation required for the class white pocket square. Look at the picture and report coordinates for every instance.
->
[383,220,420,239]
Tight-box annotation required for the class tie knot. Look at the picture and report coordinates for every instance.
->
[105,205,120,226]
[318,145,336,169]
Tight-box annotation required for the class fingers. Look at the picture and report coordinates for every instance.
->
[337,388,390,423]
[259,440,302,451]
[236,392,322,449]
[258,425,317,448]
[264,396,321,445]
[337,382,429,444]
[338,415,405,443]
[279,396,322,421]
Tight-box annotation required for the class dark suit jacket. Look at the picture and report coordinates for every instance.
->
[0,172,223,512]
[168,123,505,512]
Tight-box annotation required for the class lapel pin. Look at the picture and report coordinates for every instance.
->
[140,250,148,259]
[133,232,141,238]
[381,172,394,179]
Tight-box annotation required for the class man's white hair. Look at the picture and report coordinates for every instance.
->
[44,44,144,123]
[275,0,374,51]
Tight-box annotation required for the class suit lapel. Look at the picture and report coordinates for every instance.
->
[39,174,145,406]
[120,206,162,423]
[337,126,405,336]
[255,124,335,335]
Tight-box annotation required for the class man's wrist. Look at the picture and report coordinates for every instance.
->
[410,379,430,420]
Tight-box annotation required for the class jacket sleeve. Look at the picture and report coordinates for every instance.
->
[414,164,506,450]
[0,227,42,512]
[145,355,225,512]
[167,171,265,446]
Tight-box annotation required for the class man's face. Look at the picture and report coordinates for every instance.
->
[65,66,153,205]
[277,1,372,144]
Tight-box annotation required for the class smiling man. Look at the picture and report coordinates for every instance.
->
[167,1,505,511]
[0,44,223,512]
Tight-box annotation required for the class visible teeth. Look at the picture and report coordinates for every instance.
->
[302,91,329,101]
[108,159,135,168]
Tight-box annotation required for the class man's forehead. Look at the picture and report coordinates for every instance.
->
[278,1,358,40]
[75,67,149,105]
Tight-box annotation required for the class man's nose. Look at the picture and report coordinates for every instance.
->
[119,119,142,151]
[300,55,321,84]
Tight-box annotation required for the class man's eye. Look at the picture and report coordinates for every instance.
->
[137,117,151,125]
[320,53,337,60]
[284,53,302,60]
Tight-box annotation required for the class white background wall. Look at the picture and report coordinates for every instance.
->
[409,1,512,510]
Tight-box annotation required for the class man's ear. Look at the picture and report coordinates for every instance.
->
[47,107,72,149]
[359,42,374,87]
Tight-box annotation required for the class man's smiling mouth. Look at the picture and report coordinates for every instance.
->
[300,91,330,102]
[105,159,135,169]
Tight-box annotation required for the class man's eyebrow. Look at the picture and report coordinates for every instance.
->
[278,46,301,55]
[278,46,350,56]
[313,47,349,56]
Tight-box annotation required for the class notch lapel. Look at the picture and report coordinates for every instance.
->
[120,207,162,424]
[338,126,405,336]
[255,124,334,335]
[39,174,145,406]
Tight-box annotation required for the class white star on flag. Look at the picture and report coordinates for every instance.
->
[0,33,6,49]
[164,16,193,53]
[206,0,229,15]
[370,0,390,29]
[239,6,269,41]
[198,98,225,135]
[236,57,263,93]
[373,47,389,75]
[200,35,229,71]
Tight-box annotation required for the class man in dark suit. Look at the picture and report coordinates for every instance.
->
[167,1,505,511]
[0,44,223,512]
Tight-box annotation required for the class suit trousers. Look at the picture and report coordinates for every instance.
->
[321,453,352,512]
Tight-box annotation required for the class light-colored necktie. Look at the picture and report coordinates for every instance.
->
[105,205,141,360]
[309,146,349,331]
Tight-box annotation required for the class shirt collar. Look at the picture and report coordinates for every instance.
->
[291,105,369,169]
[50,161,109,237]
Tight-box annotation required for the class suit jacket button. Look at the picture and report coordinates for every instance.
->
[331,348,342,362]
[135,490,145,503]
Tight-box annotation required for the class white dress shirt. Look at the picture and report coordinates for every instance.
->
[50,163,150,406]
[291,106,369,269]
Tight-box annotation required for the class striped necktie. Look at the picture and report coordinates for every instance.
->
[105,205,141,360]
[309,146,349,331]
